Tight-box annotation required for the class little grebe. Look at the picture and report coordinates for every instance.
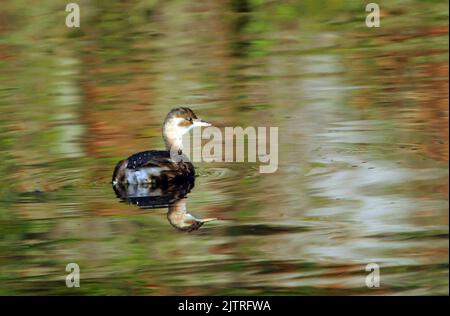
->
[112,107,211,185]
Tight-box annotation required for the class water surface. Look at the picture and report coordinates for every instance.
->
[0,0,448,295]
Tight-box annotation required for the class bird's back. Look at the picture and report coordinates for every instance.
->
[112,150,195,185]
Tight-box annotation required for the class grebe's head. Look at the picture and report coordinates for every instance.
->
[163,107,211,151]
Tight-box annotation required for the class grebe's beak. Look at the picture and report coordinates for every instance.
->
[193,118,212,127]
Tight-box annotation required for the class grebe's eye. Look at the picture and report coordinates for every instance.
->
[187,117,193,122]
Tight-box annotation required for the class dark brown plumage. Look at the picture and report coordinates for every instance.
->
[112,150,195,184]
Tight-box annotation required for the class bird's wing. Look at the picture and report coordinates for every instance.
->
[125,150,172,169]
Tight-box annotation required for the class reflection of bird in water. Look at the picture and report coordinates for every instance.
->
[112,180,194,209]
[167,200,217,232]
[112,179,216,232]
[112,107,211,185]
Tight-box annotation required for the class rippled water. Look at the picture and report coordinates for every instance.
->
[0,1,448,295]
